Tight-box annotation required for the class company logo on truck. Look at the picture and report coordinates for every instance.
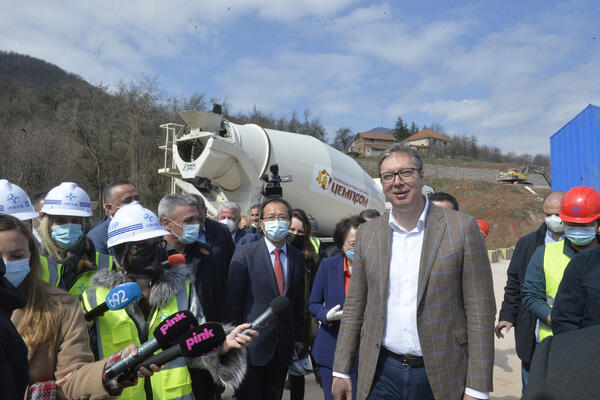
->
[312,165,369,207]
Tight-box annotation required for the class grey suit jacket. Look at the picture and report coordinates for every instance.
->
[332,205,495,400]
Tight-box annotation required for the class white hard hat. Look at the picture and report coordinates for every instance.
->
[0,179,39,221]
[41,182,92,217]
[107,203,169,248]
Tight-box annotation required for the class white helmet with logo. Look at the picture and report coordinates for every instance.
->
[41,182,92,217]
[0,179,39,221]
[107,203,169,248]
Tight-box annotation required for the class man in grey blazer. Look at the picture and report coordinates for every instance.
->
[332,143,495,400]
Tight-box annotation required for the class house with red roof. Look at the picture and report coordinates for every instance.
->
[348,132,398,157]
[403,129,451,153]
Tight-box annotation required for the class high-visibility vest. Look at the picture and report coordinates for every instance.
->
[539,240,572,342]
[40,252,114,296]
[82,280,193,400]
[309,236,321,254]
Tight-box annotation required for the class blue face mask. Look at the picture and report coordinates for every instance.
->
[51,223,83,250]
[4,258,30,287]
[264,220,290,242]
[176,224,200,245]
[345,248,354,261]
[565,226,597,246]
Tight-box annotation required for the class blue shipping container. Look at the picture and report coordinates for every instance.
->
[550,104,600,192]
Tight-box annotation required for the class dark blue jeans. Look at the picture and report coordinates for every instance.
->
[367,351,435,400]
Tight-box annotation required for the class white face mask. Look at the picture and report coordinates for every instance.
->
[220,218,237,233]
[545,214,565,233]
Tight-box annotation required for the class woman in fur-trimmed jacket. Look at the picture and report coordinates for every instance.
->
[82,203,257,400]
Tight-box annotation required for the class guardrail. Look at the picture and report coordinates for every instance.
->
[488,247,515,264]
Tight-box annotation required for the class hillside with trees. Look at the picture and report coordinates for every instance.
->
[0,51,327,214]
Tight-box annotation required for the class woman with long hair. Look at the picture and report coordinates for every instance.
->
[0,213,157,399]
[38,182,113,296]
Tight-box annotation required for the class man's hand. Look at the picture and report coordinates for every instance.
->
[494,321,514,339]
[546,314,552,326]
[332,377,352,400]
[463,394,482,400]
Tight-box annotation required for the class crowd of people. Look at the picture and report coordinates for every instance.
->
[1,141,599,400]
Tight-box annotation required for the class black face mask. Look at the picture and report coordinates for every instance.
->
[286,233,305,250]
[123,243,162,280]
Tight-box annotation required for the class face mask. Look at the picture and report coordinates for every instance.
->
[124,243,162,279]
[4,258,30,287]
[345,248,354,261]
[51,223,83,250]
[545,215,564,233]
[264,220,290,242]
[565,226,597,246]
[286,233,305,250]
[169,219,200,245]
[220,219,236,233]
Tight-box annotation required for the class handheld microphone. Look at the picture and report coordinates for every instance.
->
[242,296,290,335]
[160,253,187,269]
[121,322,226,382]
[84,282,142,321]
[104,310,198,379]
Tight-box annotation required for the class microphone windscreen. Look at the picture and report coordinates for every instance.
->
[154,310,198,349]
[105,282,142,310]
[270,296,290,315]
[168,253,187,267]
[180,322,226,357]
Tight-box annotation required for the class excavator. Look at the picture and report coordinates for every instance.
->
[497,165,551,186]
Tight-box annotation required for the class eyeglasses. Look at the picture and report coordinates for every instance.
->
[262,215,290,222]
[379,168,420,184]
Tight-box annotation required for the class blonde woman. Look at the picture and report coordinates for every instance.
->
[0,213,156,399]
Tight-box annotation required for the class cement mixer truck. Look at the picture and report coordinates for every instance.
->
[158,107,385,237]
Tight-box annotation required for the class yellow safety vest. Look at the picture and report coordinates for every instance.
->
[40,252,114,296]
[82,280,193,400]
[539,240,573,342]
[309,236,321,254]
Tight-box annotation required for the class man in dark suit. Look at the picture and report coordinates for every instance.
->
[87,181,139,255]
[160,194,234,399]
[228,198,305,400]
[217,201,260,246]
[495,191,565,393]
[332,143,495,400]
[160,194,233,322]
[523,323,600,400]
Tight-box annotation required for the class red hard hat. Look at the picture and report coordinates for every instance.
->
[477,219,490,239]
[559,186,600,223]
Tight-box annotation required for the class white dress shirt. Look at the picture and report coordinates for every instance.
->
[264,237,288,284]
[382,197,429,355]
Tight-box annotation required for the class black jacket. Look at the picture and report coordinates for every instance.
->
[552,244,600,335]
[0,275,29,399]
[498,222,547,364]
[524,323,600,400]
[193,218,234,322]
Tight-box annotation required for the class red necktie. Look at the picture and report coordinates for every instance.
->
[273,249,285,295]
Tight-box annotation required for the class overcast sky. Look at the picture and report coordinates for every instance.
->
[2,0,599,154]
